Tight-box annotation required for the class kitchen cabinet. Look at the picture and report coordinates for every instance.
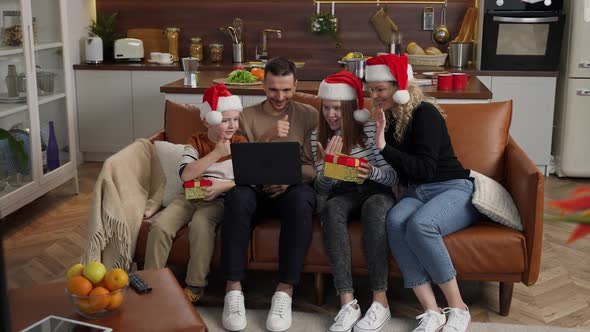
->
[0,0,78,218]
[75,70,183,161]
[75,70,133,161]
[482,76,557,175]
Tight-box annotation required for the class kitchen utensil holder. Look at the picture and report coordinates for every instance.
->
[232,43,244,63]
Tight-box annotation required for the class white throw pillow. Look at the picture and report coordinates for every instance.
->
[470,170,523,231]
[154,141,185,207]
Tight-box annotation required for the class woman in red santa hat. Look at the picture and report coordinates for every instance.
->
[312,70,397,332]
[365,54,478,332]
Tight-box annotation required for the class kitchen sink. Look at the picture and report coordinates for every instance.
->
[242,61,305,68]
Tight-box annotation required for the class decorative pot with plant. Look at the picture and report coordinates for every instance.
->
[0,128,29,188]
[88,11,119,61]
[310,12,341,48]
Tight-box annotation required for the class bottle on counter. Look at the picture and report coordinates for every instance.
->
[5,64,18,97]
[209,43,224,63]
[41,136,47,173]
[166,27,180,63]
[47,121,59,171]
[189,37,204,62]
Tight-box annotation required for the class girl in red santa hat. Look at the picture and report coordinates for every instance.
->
[365,54,478,332]
[312,70,397,332]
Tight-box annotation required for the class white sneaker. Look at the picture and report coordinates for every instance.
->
[266,291,292,332]
[353,302,390,332]
[412,309,446,332]
[328,299,362,332]
[442,307,470,332]
[222,290,247,331]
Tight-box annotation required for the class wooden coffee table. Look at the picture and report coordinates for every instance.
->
[9,268,207,332]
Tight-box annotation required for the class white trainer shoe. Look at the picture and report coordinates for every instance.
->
[412,309,446,332]
[266,291,293,332]
[353,302,390,332]
[328,299,362,332]
[222,290,247,331]
[442,307,470,332]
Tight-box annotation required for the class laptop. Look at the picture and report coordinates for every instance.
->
[231,142,302,185]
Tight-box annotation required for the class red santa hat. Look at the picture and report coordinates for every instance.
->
[199,84,242,125]
[318,71,370,122]
[364,54,414,105]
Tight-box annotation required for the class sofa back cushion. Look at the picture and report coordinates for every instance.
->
[164,100,207,144]
[440,101,512,182]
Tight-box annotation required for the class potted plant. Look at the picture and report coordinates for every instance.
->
[310,12,341,48]
[0,128,29,187]
[88,11,119,61]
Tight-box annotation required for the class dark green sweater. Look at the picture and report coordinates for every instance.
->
[380,102,470,185]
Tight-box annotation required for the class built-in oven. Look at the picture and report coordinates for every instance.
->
[481,0,565,71]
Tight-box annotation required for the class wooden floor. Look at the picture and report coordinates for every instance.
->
[2,162,590,328]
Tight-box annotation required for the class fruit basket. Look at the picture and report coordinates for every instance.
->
[406,53,448,67]
[65,284,129,319]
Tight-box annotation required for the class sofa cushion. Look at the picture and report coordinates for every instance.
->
[471,170,523,231]
[154,141,184,206]
[440,101,512,183]
[164,100,207,144]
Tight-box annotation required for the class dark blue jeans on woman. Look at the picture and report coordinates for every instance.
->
[386,178,479,288]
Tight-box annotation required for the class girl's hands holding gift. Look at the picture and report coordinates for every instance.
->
[357,162,372,180]
[375,109,387,151]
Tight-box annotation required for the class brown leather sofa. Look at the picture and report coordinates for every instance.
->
[133,94,544,316]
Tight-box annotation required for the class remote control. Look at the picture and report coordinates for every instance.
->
[129,273,152,294]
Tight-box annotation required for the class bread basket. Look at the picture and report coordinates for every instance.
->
[406,53,448,67]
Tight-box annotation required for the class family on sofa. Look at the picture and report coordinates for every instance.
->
[142,55,480,332]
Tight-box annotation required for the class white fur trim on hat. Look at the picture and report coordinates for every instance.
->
[393,90,410,105]
[353,109,371,122]
[205,110,223,125]
[365,64,394,82]
[200,94,242,125]
[318,81,357,101]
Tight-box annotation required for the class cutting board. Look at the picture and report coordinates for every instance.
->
[127,28,168,62]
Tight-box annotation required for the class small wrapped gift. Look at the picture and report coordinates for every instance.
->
[184,178,213,200]
[324,153,369,184]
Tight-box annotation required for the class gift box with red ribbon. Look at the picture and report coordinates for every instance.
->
[184,178,213,200]
[324,153,369,184]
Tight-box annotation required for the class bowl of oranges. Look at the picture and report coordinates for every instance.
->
[64,262,129,319]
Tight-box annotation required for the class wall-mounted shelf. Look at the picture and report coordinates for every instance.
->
[314,0,445,4]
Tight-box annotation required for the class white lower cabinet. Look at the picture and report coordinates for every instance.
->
[490,76,557,174]
[75,70,182,161]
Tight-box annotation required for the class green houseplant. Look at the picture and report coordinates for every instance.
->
[0,128,29,172]
[88,11,119,60]
[310,12,341,48]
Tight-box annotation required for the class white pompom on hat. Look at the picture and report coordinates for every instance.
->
[364,54,414,105]
[199,84,242,125]
[318,70,370,122]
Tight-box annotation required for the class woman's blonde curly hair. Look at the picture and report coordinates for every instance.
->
[387,81,446,143]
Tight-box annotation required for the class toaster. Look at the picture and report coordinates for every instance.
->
[114,38,144,61]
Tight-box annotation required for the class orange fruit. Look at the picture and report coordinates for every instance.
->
[104,268,129,291]
[88,287,111,311]
[77,299,98,314]
[106,291,124,311]
[67,276,93,296]
[251,68,264,80]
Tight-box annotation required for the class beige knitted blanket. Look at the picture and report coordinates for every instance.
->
[83,139,165,269]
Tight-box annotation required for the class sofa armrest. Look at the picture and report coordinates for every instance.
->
[148,130,166,143]
[504,137,544,286]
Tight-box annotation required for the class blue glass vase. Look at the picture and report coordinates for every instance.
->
[47,121,59,171]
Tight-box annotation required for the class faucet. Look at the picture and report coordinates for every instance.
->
[258,29,282,61]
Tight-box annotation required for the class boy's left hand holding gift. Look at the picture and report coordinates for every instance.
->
[203,179,234,201]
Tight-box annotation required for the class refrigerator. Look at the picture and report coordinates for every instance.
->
[552,0,590,177]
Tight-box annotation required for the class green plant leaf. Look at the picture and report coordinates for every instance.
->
[310,13,341,48]
[0,128,29,171]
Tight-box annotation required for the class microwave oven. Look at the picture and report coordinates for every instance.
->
[480,0,565,71]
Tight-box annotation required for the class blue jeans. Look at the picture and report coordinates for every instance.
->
[385,179,478,288]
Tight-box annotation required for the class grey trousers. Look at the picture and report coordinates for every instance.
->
[319,182,395,295]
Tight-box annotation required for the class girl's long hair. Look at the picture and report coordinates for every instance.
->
[388,81,446,143]
[317,99,367,155]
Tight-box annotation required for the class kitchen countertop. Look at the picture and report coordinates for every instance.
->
[160,70,493,100]
[73,62,559,79]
